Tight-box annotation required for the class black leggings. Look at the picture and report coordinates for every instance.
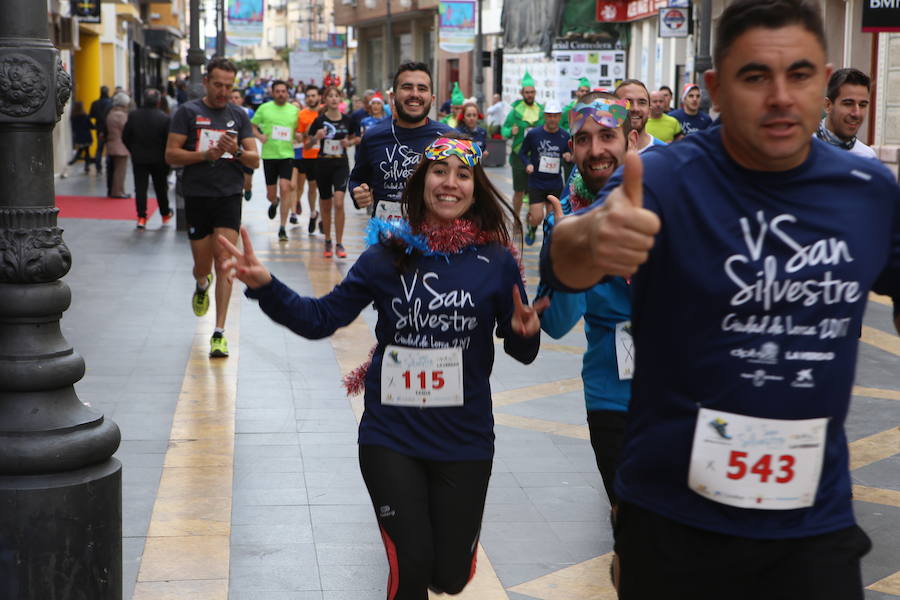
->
[359,444,492,600]
[587,409,627,505]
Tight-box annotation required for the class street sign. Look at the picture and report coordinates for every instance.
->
[659,7,690,38]
[862,1,900,32]
[73,0,100,24]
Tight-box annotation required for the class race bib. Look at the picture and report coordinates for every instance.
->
[381,345,464,407]
[323,139,342,156]
[375,200,404,221]
[688,408,827,510]
[614,321,634,380]
[271,125,291,141]
[538,155,561,174]
[197,128,233,159]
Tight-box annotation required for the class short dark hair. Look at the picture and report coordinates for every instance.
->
[659,85,673,95]
[714,0,825,68]
[206,57,237,76]
[392,62,432,94]
[305,85,320,94]
[615,79,650,100]
[142,88,161,108]
[271,79,288,92]
[826,68,871,102]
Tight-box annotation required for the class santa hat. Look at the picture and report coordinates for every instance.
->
[681,83,700,101]
[370,93,385,104]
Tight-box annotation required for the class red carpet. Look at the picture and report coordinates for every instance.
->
[55,195,157,221]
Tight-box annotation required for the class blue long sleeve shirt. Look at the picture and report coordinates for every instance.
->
[246,242,539,461]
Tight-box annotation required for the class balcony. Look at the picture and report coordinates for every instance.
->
[334,0,426,27]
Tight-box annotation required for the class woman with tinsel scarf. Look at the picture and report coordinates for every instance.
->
[218,134,547,600]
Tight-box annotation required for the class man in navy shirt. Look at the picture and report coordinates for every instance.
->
[519,100,570,245]
[349,62,452,220]
[541,1,900,598]
[668,83,713,136]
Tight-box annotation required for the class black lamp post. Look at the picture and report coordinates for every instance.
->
[0,1,122,598]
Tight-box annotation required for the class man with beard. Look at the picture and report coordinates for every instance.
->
[536,91,637,516]
[815,68,877,159]
[166,57,259,358]
[614,79,666,153]
[294,85,323,234]
[349,62,452,220]
[560,77,592,133]
[541,1,900,596]
[669,83,713,136]
[502,72,545,218]
[252,80,300,241]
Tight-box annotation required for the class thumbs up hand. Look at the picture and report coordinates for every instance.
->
[587,152,659,278]
[549,152,660,288]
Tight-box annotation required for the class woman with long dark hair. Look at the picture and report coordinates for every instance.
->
[219,135,545,600]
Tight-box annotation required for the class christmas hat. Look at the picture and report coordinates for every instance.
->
[451,81,465,106]
[521,71,535,88]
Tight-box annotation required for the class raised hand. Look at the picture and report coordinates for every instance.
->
[575,151,659,279]
[546,195,564,224]
[217,226,272,289]
[510,286,550,338]
[353,183,373,208]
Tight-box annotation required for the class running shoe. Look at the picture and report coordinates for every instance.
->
[209,332,229,358]
[335,243,347,258]
[161,211,174,225]
[136,217,146,230]
[243,189,252,201]
[192,274,212,317]
[289,212,298,224]
[524,225,537,246]
[307,210,319,234]
[323,240,333,258]
[267,198,279,219]
[278,226,288,242]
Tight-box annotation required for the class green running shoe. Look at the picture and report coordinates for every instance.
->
[209,333,229,358]
[192,274,212,317]
[524,225,537,246]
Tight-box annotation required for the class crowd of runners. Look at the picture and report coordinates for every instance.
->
[162,0,900,598]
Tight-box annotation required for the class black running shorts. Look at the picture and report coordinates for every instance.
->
[294,157,318,181]
[262,158,294,185]
[185,194,242,240]
[316,158,349,200]
[527,187,563,205]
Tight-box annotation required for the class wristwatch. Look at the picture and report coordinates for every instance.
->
[234,146,244,159]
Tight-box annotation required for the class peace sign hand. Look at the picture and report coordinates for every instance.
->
[217,226,272,289]
[510,286,550,338]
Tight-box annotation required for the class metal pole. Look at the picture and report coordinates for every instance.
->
[473,0,484,106]
[188,0,206,98]
[694,0,713,113]
[217,0,226,57]
[386,0,394,91]
[0,1,122,597]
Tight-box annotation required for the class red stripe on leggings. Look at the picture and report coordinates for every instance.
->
[467,544,478,583]
[379,525,400,600]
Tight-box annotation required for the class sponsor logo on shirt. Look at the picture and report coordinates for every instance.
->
[784,351,835,361]
[790,369,815,388]
[196,116,211,126]
[730,341,779,364]
[740,369,785,387]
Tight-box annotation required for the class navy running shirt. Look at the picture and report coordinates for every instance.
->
[668,109,713,136]
[348,118,453,210]
[541,126,900,538]
[518,126,570,191]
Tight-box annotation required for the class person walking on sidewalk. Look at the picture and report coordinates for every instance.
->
[105,92,132,198]
[251,79,300,241]
[123,88,174,229]
[68,101,94,173]
[165,57,259,358]
[89,86,111,174]
[220,135,545,600]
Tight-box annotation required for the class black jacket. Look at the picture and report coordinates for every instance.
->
[122,107,170,165]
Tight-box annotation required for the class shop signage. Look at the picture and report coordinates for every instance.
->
[862,1,900,32]
[73,0,100,24]
[597,0,668,23]
[659,7,690,38]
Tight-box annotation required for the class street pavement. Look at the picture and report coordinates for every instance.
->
[53,156,900,600]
